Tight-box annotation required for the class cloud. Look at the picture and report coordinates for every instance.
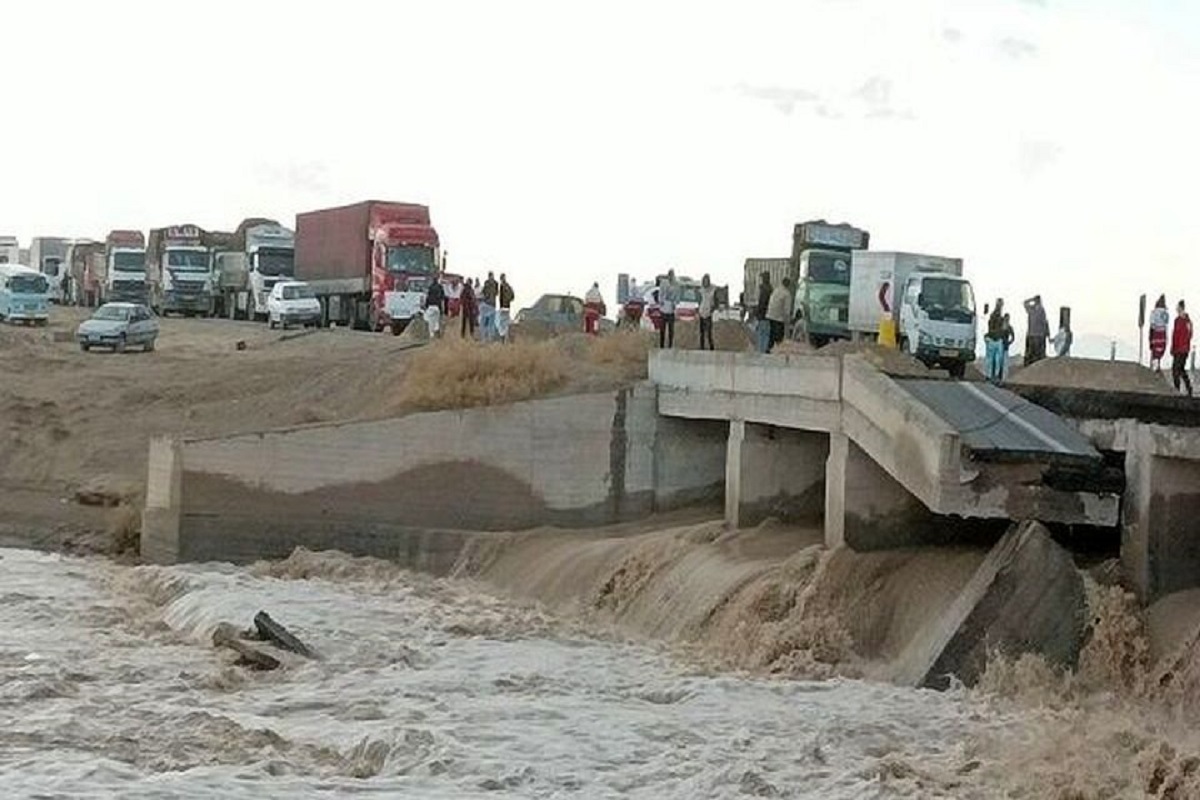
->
[1017,0,1047,7]
[731,82,818,115]
[253,161,329,196]
[1016,140,1063,177]
[997,36,1039,58]
[942,27,964,44]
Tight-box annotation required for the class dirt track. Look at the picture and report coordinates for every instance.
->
[1,307,416,553]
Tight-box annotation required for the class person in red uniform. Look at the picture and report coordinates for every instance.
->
[1171,299,1193,396]
[584,282,606,335]
[1149,295,1170,372]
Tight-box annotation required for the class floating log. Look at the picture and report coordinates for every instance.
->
[213,622,280,671]
[253,611,320,660]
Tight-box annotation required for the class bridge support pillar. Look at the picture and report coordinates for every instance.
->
[826,433,936,550]
[724,419,744,529]
[825,433,848,549]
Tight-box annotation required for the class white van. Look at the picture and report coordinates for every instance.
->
[267,281,321,329]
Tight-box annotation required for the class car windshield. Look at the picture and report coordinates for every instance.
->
[281,284,314,300]
[386,245,435,275]
[918,278,976,323]
[804,252,852,285]
[93,306,131,321]
[166,250,208,271]
[9,274,49,294]
[679,284,702,303]
[113,251,145,271]
[256,249,294,277]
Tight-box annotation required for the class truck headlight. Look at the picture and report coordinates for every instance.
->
[918,331,933,345]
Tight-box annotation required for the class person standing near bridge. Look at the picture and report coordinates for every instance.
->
[766,277,793,352]
[1023,295,1050,366]
[984,299,1006,381]
[584,282,606,336]
[1171,299,1193,397]
[1149,294,1170,373]
[754,272,773,354]
[697,274,717,351]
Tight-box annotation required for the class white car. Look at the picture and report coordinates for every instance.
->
[267,281,321,329]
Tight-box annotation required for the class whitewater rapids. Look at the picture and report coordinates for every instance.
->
[2,541,1199,799]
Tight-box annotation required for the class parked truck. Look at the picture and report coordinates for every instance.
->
[66,239,106,306]
[295,200,441,332]
[213,219,295,320]
[848,251,976,376]
[742,257,791,317]
[0,235,19,265]
[146,224,217,316]
[103,230,148,304]
[791,220,870,345]
[28,237,69,302]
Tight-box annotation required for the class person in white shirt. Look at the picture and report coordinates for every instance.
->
[697,274,717,350]
[765,277,794,352]
[657,270,679,349]
[584,282,606,335]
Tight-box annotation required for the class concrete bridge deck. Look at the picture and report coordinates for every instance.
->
[648,350,1120,548]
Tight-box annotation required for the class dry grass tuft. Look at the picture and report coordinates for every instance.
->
[107,503,141,556]
[397,337,570,411]
[585,330,654,379]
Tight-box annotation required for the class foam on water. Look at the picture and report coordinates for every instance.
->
[5,542,1200,799]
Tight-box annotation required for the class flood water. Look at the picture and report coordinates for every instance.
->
[0,546,1185,799]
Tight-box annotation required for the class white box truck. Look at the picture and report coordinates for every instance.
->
[849,251,977,377]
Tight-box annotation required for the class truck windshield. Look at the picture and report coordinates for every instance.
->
[113,251,145,271]
[167,250,209,272]
[804,252,852,285]
[918,278,975,323]
[281,284,314,300]
[9,274,49,294]
[256,249,295,277]
[386,245,435,275]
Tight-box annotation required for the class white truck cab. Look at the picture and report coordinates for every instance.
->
[897,272,977,376]
[267,280,321,329]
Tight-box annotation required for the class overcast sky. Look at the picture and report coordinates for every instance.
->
[4,0,1196,356]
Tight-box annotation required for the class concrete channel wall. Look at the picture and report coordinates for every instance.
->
[142,384,727,566]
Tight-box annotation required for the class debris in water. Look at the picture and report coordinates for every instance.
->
[253,611,321,660]
[213,622,281,671]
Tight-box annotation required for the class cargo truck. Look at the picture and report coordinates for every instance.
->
[848,251,977,377]
[742,257,791,317]
[791,220,869,345]
[104,230,148,304]
[66,239,106,306]
[147,224,217,316]
[0,235,19,265]
[28,237,69,301]
[295,200,441,332]
[213,219,295,320]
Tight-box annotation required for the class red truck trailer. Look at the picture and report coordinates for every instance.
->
[294,200,441,332]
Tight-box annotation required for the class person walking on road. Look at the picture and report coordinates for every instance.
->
[698,274,717,351]
[766,277,793,352]
[754,272,773,354]
[1023,295,1050,366]
[658,270,679,349]
[584,282,606,335]
[1171,299,1194,396]
[1149,294,1170,373]
[984,299,1006,381]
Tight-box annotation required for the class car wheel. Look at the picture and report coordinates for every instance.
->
[268,315,276,330]
[144,338,156,353]
[80,342,90,352]
[115,335,127,353]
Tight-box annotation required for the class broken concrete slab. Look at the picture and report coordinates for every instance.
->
[213,622,281,671]
[892,521,1087,689]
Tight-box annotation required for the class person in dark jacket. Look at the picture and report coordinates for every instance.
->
[755,272,772,353]
[1172,299,1194,396]
[1023,295,1050,366]
[424,277,447,338]
[480,272,499,341]
[460,279,478,339]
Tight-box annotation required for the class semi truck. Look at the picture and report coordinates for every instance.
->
[295,200,441,332]
[28,237,69,301]
[791,220,870,345]
[66,239,106,306]
[213,218,295,320]
[848,251,977,377]
[104,230,148,303]
[0,235,19,265]
[146,224,216,316]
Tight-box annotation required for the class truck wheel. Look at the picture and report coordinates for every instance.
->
[948,361,966,379]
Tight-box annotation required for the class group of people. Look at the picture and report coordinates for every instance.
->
[982,295,1073,382]
[640,270,721,350]
[422,271,515,342]
[1148,295,1193,396]
[750,271,794,353]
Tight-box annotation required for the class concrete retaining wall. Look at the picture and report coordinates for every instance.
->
[142,384,727,565]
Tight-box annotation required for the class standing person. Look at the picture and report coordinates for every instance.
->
[658,270,679,349]
[698,274,717,351]
[754,272,773,354]
[460,278,478,339]
[1023,295,1050,366]
[480,271,498,342]
[984,299,1006,381]
[1149,295,1170,372]
[497,273,514,343]
[766,277,793,352]
[1001,313,1015,380]
[584,282,606,335]
[1171,300,1194,396]
[424,275,447,339]
[1052,311,1073,357]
